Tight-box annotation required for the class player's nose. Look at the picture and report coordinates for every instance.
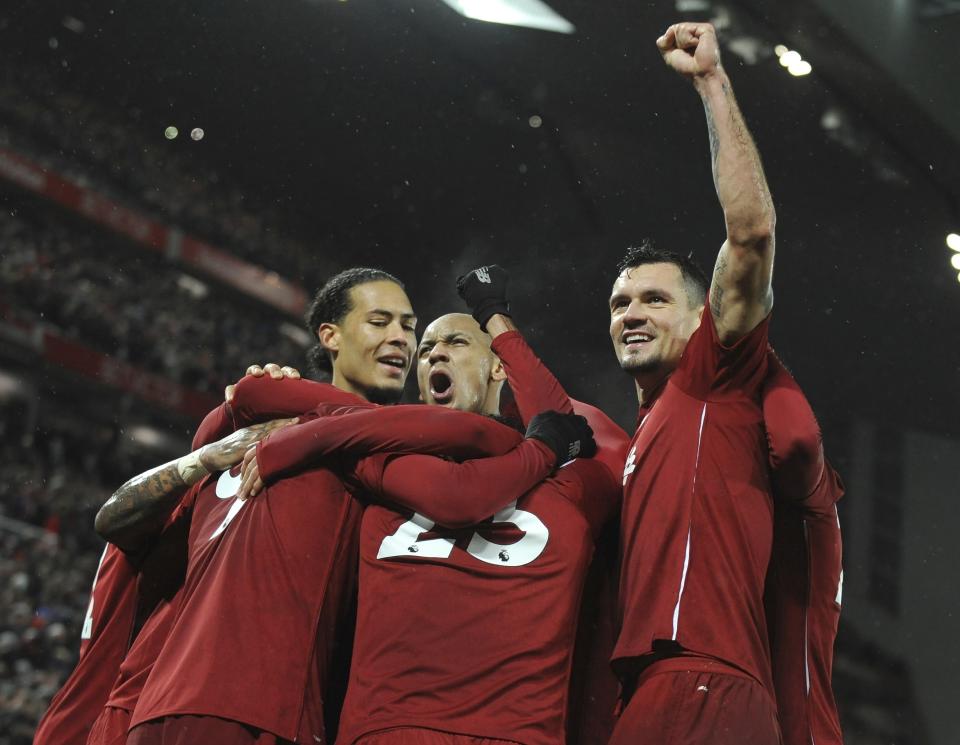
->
[621,299,650,329]
[428,343,449,363]
[384,321,410,347]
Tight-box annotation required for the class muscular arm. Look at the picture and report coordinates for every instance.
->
[256,404,523,484]
[658,23,775,342]
[353,439,555,528]
[95,419,294,552]
[700,69,775,341]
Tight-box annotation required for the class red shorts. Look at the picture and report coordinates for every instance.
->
[87,706,132,745]
[355,728,518,745]
[608,657,782,745]
[127,715,294,745]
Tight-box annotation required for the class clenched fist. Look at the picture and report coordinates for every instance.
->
[656,22,722,80]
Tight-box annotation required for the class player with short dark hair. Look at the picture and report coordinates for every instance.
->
[762,353,844,745]
[235,266,627,745]
[608,21,781,745]
[304,267,409,396]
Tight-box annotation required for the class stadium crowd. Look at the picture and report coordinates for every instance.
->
[0,420,115,745]
[0,205,308,394]
[0,64,320,286]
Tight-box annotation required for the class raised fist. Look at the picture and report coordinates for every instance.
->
[656,22,721,80]
[456,264,511,331]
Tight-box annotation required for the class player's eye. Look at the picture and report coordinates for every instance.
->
[648,295,666,304]
[417,345,432,358]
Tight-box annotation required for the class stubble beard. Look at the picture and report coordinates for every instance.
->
[363,383,406,405]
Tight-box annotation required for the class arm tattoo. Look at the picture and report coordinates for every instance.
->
[710,251,728,318]
[96,461,189,550]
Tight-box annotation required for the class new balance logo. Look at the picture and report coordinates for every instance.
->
[475,267,492,283]
[567,440,581,459]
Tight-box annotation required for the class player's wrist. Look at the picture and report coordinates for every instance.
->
[177,450,210,485]
[694,67,729,95]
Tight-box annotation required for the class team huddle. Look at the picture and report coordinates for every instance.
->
[34,23,843,745]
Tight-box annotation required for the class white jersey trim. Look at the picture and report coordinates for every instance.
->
[672,402,707,640]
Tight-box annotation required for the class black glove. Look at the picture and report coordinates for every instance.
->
[525,410,597,467]
[456,264,511,331]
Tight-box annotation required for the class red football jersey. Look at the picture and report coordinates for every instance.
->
[101,493,196,715]
[326,331,623,744]
[762,355,844,745]
[133,389,531,742]
[129,462,360,743]
[33,545,138,745]
[336,452,620,745]
[615,304,775,690]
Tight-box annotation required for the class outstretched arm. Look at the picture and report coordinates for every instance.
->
[658,22,775,342]
[95,418,295,552]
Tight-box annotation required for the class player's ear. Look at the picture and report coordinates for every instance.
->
[490,356,507,383]
[318,323,341,355]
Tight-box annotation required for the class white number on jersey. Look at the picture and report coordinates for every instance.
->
[623,445,637,486]
[378,500,549,568]
[209,469,248,541]
[81,544,110,640]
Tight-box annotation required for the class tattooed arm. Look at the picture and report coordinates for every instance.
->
[95,418,296,553]
[657,22,775,343]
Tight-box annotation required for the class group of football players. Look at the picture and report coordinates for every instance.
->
[34,22,843,745]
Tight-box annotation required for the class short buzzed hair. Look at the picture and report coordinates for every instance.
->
[304,267,404,377]
[616,240,709,309]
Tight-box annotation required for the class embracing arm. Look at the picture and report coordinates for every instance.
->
[255,404,523,484]
[356,439,555,527]
[95,418,294,552]
[659,22,775,342]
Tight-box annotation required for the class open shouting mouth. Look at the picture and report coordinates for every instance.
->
[429,369,454,405]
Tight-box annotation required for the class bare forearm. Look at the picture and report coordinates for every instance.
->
[696,71,775,243]
[95,454,207,552]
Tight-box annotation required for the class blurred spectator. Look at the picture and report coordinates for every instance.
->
[0,206,309,394]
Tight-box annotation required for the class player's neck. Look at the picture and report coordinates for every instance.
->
[634,370,671,407]
[330,371,367,401]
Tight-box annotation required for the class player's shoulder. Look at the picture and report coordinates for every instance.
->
[557,456,618,488]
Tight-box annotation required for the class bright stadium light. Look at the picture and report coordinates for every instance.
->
[948,232,960,251]
[950,253,960,271]
[779,50,801,67]
[774,44,788,57]
[440,0,575,34]
[788,60,812,76]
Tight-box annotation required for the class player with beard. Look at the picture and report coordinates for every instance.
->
[762,353,844,745]
[608,22,781,745]
[94,268,544,745]
[235,295,625,745]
